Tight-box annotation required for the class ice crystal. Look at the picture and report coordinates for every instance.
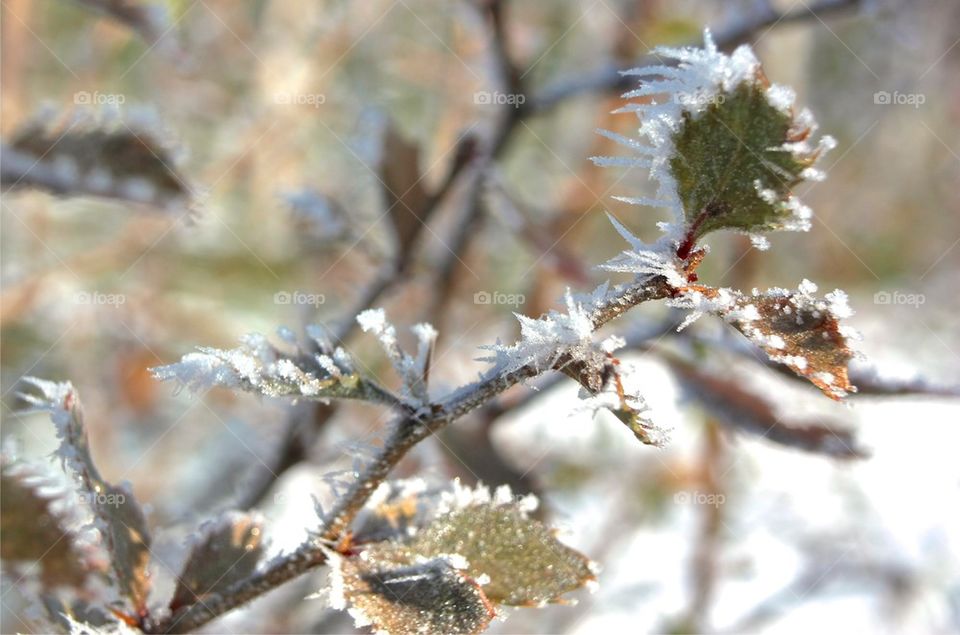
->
[357,309,437,406]
[152,326,376,403]
[477,289,594,375]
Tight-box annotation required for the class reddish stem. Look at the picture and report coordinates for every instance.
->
[676,208,710,260]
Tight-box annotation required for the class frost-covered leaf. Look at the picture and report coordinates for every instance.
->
[152,326,395,405]
[0,451,107,590]
[666,354,865,457]
[343,481,595,610]
[477,288,668,446]
[409,492,596,606]
[19,378,153,612]
[327,549,494,635]
[594,30,833,257]
[169,511,265,611]
[2,108,191,210]
[671,281,857,399]
[668,81,825,243]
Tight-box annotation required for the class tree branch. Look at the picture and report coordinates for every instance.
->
[528,0,862,115]
[145,275,672,633]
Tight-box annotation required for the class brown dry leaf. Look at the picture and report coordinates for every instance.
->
[3,109,191,210]
[681,281,857,400]
[380,122,431,257]
[727,285,856,400]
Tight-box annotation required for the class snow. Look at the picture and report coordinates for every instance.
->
[766,84,797,114]
[151,330,357,399]
[598,214,688,288]
[357,310,437,406]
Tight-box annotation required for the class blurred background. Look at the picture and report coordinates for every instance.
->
[2,0,959,632]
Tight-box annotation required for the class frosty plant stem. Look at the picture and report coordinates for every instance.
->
[147,275,674,633]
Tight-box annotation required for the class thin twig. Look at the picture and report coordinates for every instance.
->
[528,0,862,115]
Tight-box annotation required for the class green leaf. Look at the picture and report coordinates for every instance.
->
[327,481,596,633]
[410,500,597,606]
[670,82,815,239]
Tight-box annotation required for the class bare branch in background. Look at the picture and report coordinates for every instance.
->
[529,0,864,114]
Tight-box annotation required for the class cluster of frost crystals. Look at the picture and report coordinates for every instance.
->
[667,286,743,331]
[357,309,436,407]
[477,289,595,375]
[151,326,357,400]
[436,478,538,517]
[600,214,690,287]
[63,614,140,635]
[18,377,94,478]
